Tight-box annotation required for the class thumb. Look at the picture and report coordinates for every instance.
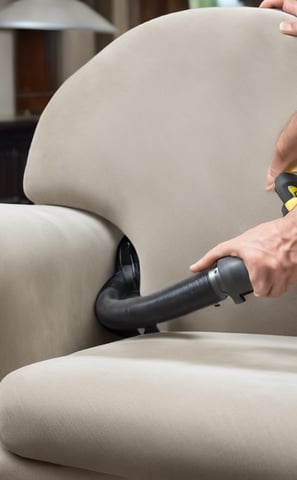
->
[265,167,277,192]
[280,20,297,36]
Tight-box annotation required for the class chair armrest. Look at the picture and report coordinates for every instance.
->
[0,204,121,379]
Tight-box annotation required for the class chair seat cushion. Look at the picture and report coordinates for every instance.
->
[1,331,297,479]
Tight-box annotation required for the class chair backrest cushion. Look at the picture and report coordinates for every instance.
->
[24,7,297,334]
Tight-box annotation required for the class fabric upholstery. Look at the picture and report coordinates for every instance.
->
[0,204,120,379]
[24,7,297,335]
[1,331,297,480]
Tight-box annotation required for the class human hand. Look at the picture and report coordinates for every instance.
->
[266,112,297,191]
[190,208,297,297]
[259,0,297,35]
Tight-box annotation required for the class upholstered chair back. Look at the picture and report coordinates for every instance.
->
[24,7,297,335]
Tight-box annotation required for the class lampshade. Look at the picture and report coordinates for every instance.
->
[0,0,116,32]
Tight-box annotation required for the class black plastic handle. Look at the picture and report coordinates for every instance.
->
[274,171,297,215]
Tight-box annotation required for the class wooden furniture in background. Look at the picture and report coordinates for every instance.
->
[15,30,58,115]
[0,117,37,203]
[139,0,188,22]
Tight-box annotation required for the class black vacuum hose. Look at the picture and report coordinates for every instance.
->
[95,237,252,332]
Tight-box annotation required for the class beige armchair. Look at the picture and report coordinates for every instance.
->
[1,7,297,479]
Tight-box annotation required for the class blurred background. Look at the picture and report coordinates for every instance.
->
[0,0,260,203]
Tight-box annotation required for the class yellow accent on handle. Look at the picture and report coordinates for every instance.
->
[285,197,297,212]
[288,185,297,196]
